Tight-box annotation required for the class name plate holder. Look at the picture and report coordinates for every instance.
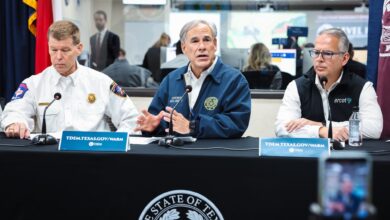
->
[259,137,330,158]
[59,131,130,152]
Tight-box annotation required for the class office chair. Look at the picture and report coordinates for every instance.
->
[242,70,277,89]
[281,71,295,90]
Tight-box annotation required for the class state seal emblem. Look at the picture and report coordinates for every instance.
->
[139,189,224,220]
[204,97,218,111]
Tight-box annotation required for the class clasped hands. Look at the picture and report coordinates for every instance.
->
[286,118,349,142]
[134,106,190,134]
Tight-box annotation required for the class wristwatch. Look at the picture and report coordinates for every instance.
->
[189,120,196,135]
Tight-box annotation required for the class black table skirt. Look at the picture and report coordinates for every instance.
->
[0,134,389,220]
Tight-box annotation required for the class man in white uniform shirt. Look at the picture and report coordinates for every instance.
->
[275,28,382,141]
[1,20,138,139]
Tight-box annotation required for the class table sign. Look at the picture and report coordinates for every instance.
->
[259,137,330,158]
[59,131,129,152]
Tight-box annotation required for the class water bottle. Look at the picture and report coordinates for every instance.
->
[348,106,362,146]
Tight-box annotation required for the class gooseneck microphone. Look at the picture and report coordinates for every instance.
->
[159,85,192,146]
[32,92,62,145]
[319,76,343,150]
[168,85,193,136]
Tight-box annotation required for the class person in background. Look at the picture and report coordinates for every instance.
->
[275,28,382,140]
[103,48,157,88]
[90,10,120,71]
[344,43,367,79]
[284,36,303,77]
[1,20,138,139]
[142,33,171,83]
[135,19,251,138]
[243,42,282,89]
[161,40,189,69]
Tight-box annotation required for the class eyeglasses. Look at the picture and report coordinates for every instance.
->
[309,49,346,59]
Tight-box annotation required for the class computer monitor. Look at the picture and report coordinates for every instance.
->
[165,46,177,63]
[287,26,308,37]
[270,49,296,76]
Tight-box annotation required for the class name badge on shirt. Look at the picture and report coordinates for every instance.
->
[38,102,50,106]
[59,131,130,152]
[259,137,330,158]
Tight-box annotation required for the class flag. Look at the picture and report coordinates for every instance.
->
[23,0,37,35]
[377,0,390,138]
[0,1,35,101]
[35,0,53,74]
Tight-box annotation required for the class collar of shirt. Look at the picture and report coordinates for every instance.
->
[315,70,344,124]
[315,71,344,94]
[52,61,81,88]
[97,28,108,43]
[184,57,218,109]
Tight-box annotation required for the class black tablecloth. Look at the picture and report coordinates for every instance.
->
[0,134,389,220]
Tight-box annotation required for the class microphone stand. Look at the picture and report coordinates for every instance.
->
[320,78,343,150]
[159,86,192,146]
[32,93,62,145]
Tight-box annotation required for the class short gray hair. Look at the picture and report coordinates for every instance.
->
[179,20,217,43]
[318,28,350,53]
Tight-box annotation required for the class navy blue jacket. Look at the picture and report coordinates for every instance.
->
[148,58,251,138]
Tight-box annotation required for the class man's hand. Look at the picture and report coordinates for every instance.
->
[134,109,164,132]
[163,106,190,134]
[285,118,322,133]
[319,126,349,141]
[332,127,349,142]
[5,123,30,139]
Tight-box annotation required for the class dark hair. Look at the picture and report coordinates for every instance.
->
[94,10,107,21]
[175,40,183,55]
[119,48,126,56]
[48,20,80,45]
[348,43,354,59]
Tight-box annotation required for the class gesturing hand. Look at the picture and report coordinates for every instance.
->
[134,109,164,132]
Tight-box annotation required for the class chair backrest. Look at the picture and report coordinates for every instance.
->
[281,71,295,90]
[160,68,177,81]
[242,70,277,89]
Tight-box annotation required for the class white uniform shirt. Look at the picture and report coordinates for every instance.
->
[275,73,383,139]
[1,63,139,134]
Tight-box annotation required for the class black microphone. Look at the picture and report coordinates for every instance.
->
[159,85,192,146]
[32,92,62,145]
[319,76,343,150]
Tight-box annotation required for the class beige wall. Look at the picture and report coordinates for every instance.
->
[131,97,282,138]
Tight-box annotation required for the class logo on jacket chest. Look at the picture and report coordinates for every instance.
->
[204,97,218,111]
[333,97,352,104]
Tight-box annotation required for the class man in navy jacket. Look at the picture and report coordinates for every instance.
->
[135,20,251,138]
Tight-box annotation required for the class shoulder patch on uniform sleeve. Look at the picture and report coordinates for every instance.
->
[11,83,29,100]
[110,82,127,97]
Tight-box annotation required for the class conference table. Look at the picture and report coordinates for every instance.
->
[0,133,389,220]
